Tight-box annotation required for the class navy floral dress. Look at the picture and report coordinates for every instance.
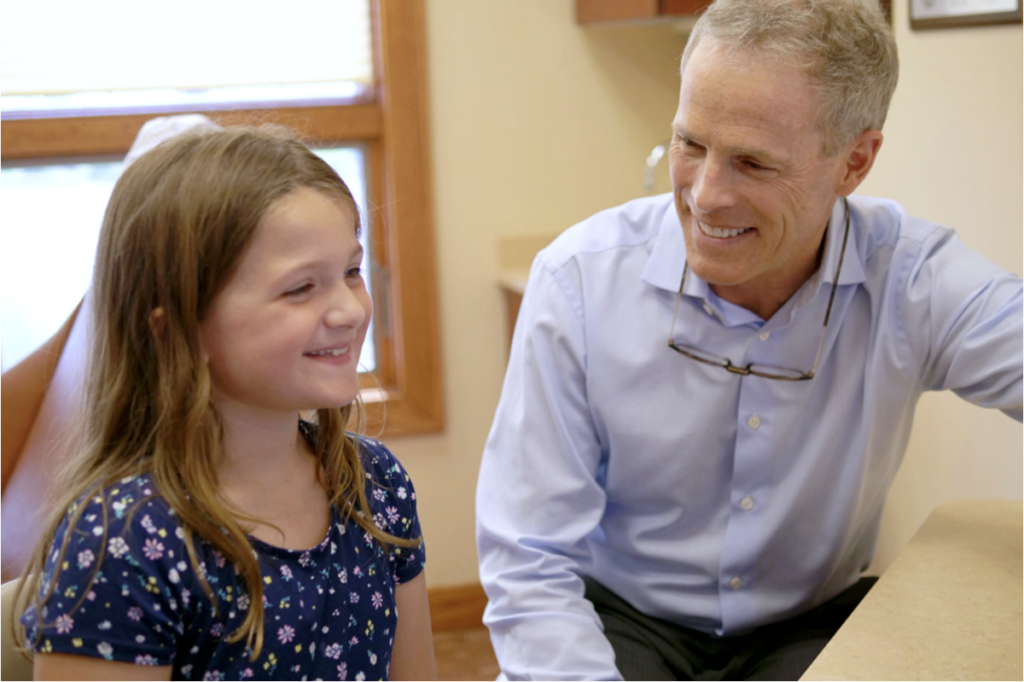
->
[21,430,425,680]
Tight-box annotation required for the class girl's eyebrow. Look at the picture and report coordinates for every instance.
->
[274,245,364,283]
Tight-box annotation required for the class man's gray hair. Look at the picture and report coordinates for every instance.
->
[681,0,898,157]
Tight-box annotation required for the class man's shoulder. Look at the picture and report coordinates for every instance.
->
[849,194,953,245]
[538,193,676,272]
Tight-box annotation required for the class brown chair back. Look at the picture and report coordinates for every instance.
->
[1,299,87,582]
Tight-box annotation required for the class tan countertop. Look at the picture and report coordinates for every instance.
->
[802,498,1023,681]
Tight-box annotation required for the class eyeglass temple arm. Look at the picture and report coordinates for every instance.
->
[809,197,852,378]
[668,262,690,345]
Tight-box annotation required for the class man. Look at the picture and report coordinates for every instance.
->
[476,0,1023,679]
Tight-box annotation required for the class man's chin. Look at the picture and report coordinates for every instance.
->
[686,257,752,288]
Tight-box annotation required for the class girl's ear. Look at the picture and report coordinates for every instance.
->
[148,307,166,336]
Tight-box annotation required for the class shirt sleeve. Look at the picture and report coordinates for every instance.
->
[362,439,426,585]
[899,223,1023,421]
[477,256,622,681]
[21,484,190,666]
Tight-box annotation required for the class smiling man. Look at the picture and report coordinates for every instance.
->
[476,0,1023,679]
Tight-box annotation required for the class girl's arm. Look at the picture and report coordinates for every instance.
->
[389,571,437,680]
[35,653,172,680]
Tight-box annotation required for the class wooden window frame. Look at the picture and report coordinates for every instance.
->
[0,0,443,437]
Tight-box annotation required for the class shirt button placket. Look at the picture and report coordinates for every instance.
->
[721,378,772,631]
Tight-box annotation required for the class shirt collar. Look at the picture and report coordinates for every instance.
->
[641,196,867,303]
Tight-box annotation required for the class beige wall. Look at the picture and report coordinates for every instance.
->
[858,4,1023,573]
[383,0,1022,588]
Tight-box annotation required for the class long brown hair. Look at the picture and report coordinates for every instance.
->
[15,127,416,660]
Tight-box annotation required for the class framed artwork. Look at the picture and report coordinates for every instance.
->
[910,0,1022,28]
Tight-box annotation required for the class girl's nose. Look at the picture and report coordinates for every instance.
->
[324,285,367,329]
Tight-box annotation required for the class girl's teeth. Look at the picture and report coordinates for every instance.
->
[307,347,349,357]
[699,222,751,239]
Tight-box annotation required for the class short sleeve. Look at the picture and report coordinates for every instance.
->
[21,478,194,666]
[359,438,426,585]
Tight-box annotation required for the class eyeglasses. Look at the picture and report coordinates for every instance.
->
[668,198,850,381]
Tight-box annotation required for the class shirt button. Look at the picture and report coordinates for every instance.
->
[740,496,754,511]
[703,303,714,316]
[729,576,743,590]
[758,331,770,341]
[748,415,761,429]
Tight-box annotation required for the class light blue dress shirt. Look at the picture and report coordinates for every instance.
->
[476,194,1023,680]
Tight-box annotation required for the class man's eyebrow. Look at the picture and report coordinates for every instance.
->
[723,145,784,166]
[673,125,786,166]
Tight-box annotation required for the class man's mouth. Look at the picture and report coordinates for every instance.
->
[697,221,753,239]
[304,346,350,357]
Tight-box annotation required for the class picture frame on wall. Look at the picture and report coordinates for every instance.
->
[910,0,1022,28]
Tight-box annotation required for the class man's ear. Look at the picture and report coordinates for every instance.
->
[835,130,883,197]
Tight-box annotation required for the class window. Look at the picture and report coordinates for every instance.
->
[0,0,442,436]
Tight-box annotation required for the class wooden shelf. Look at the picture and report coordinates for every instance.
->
[575,0,711,25]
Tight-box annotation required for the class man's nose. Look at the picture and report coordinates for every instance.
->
[690,156,736,214]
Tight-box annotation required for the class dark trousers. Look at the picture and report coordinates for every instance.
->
[583,576,876,681]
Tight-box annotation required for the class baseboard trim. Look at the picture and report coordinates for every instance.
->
[428,582,489,632]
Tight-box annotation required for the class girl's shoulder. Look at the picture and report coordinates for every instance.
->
[297,420,416,493]
[62,472,184,545]
[24,474,200,664]
[356,436,414,488]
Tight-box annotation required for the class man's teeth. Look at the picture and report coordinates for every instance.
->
[306,347,349,357]
[698,221,752,239]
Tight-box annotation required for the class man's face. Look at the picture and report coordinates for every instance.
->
[670,39,851,316]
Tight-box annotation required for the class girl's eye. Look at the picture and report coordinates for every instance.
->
[345,267,363,280]
[286,283,314,296]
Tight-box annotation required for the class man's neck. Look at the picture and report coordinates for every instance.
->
[710,232,828,321]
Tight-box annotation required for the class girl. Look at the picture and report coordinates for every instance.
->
[15,127,437,680]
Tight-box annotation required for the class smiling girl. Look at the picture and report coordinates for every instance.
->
[14,127,436,680]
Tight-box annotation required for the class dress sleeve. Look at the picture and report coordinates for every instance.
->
[476,256,622,680]
[900,223,1023,421]
[21,482,192,666]
[361,439,426,585]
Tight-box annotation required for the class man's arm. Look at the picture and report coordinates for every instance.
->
[477,256,621,680]
[901,223,1023,419]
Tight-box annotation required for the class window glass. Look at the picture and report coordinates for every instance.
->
[0,146,373,373]
[1,0,372,115]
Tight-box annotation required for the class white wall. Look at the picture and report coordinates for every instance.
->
[384,0,1022,587]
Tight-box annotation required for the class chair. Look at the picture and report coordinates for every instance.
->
[1,578,34,680]
[0,114,220,586]
[1,299,87,583]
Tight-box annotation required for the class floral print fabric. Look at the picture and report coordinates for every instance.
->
[21,432,424,680]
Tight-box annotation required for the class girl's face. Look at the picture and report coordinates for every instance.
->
[199,187,371,419]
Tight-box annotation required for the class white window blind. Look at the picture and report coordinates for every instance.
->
[2,0,371,107]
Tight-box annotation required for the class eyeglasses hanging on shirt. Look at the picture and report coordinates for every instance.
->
[668,197,851,381]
